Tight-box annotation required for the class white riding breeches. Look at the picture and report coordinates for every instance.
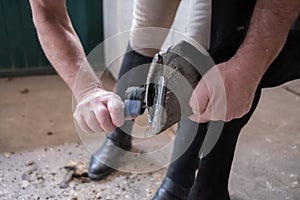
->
[130,0,212,57]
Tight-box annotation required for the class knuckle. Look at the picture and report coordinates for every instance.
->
[96,107,108,116]
[189,100,198,110]
[108,101,124,113]
[95,111,114,131]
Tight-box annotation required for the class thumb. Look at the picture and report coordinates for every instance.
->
[107,95,125,127]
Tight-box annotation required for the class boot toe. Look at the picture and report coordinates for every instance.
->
[88,155,115,180]
[152,177,189,200]
[87,132,132,181]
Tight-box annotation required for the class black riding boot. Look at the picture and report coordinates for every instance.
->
[152,86,261,200]
[88,45,153,180]
[187,89,261,200]
[188,30,300,200]
[187,27,300,199]
[153,0,300,194]
[152,120,207,200]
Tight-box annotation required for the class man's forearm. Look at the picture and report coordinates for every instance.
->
[232,0,300,80]
[30,0,100,100]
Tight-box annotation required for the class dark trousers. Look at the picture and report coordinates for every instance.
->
[168,0,300,199]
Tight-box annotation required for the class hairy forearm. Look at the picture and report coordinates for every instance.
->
[232,0,300,80]
[30,1,100,100]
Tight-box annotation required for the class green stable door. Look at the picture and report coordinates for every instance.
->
[0,0,103,77]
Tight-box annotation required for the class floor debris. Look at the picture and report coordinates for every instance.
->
[59,160,88,189]
[0,76,299,200]
[20,88,30,94]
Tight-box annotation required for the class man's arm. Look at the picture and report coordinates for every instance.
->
[233,0,300,77]
[29,0,96,99]
[29,0,125,132]
[189,0,300,122]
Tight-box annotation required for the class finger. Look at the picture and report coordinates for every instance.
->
[188,100,212,123]
[189,105,212,123]
[203,96,228,122]
[188,114,201,123]
[85,112,104,133]
[95,106,116,132]
[189,80,210,114]
[107,95,125,127]
[76,115,95,134]
[188,113,211,123]
[198,111,211,123]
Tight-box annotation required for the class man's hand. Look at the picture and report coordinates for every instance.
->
[189,59,260,123]
[189,0,300,123]
[73,89,125,134]
[30,0,126,134]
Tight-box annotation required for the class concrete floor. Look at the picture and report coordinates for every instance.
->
[0,75,299,200]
